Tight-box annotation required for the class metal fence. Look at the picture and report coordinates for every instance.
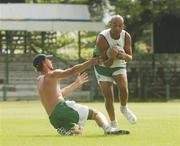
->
[0,54,180,101]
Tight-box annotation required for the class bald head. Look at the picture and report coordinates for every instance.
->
[110,15,124,25]
[109,15,124,39]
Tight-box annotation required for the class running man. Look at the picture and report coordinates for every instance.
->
[33,54,129,135]
[94,15,137,129]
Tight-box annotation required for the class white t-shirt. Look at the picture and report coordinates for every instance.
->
[100,28,126,68]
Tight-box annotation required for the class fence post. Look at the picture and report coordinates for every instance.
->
[3,31,10,101]
[165,83,170,100]
[3,48,9,101]
[165,68,171,101]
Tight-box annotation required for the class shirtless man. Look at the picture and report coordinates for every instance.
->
[33,54,129,135]
[94,15,137,129]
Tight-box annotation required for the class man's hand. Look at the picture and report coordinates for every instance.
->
[75,72,88,87]
[61,72,88,96]
[90,57,103,65]
[70,124,83,135]
[107,46,126,60]
[106,47,119,59]
[117,50,126,60]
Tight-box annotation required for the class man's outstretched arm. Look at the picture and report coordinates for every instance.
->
[51,57,100,79]
[61,72,88,97]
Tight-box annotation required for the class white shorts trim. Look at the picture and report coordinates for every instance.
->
[65,100,89,127]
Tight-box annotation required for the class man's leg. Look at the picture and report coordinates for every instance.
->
[113,74,128,106]
[91,110,129,135]
[113,74,137,124]
[99,81,117,127]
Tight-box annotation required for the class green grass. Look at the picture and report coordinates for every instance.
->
[0,101,180,146]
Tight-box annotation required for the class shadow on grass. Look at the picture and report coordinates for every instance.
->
[20,133,129,138]
[19,134,60,138]
[81,134,105,138]
[20,134,106,138]
[82,134,129,138]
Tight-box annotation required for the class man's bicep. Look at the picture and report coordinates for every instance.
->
[96,35,109,60]
[124,32,132,55]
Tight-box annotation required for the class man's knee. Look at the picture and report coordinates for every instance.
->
[88,109,98,120]
[118,84,128,93]
[90,110,99,120]
[104,96,114,105]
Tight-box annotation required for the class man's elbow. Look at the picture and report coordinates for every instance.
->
[125,55,132,62]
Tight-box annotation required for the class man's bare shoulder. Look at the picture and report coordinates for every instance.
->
[47,69,66,79]
[97,34,107,43]
[96,35,109,50]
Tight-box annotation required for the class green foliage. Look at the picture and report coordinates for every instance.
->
[109,0,180,50]
[81,47,94,59]
[88,0,104,20]
[0,30,96,60]
[55,31,96,60]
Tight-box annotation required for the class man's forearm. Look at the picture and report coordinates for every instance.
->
[73,61,92,73]
[122,53,132,62]
[70,58,98,74]
[125,54,132,62]
[61,81,80,96]
[117,53,132,62]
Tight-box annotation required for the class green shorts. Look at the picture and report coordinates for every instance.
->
[49,100,90,135]
[94,65,127,84]
[94,65,125,77]
[49,101,79,130]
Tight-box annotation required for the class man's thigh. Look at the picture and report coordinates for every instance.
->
[99,81,114,99]
[113,73,128,91]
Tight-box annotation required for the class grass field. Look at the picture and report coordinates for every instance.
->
[0,101,179,146]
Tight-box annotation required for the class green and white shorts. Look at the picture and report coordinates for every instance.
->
[94,65,127,84]
[49,100,90,135]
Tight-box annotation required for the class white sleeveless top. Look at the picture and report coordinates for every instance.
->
[100,28,126,68]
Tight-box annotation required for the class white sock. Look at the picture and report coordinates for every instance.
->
[111,120,117,125]
[121,105,127,111]
[110,120,119,128]
[97,112,109,130]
